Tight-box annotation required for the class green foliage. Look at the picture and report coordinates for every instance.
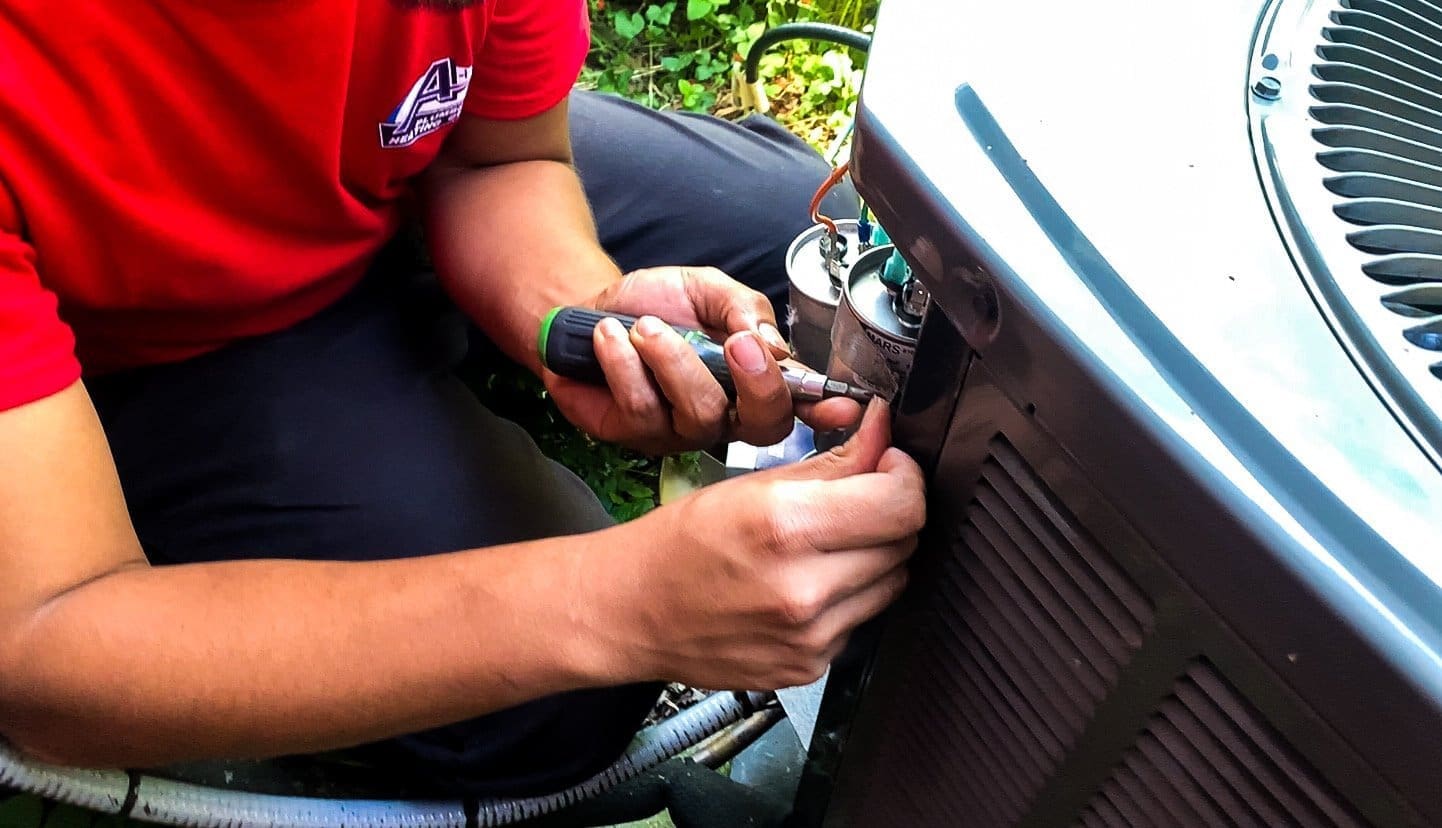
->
[583,0,876,148]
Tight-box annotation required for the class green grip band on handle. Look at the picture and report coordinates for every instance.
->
[537,306,563,367]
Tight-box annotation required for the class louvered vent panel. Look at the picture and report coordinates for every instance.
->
[846,437,1154,827]
[1073,663,1369,827]
[1311,0,1442,384]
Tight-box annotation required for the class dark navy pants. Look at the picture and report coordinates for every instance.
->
[569,91,859,318]
[85,92,855,797]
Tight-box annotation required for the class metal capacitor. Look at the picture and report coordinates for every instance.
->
[826,243,926,401]
[785,219,862,371]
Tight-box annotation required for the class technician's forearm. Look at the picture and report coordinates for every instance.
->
[0,533,625,767]
[423,160,620,372]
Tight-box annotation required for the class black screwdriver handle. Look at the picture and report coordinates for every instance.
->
[538,306,736,395]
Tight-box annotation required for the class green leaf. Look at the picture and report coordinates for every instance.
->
[644,2,674,26]
[685,0,714,21]
[613,10,645,39]
[0,796,45,828]
[622,479,655,499]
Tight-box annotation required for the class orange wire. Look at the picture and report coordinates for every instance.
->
[809,160,850,237]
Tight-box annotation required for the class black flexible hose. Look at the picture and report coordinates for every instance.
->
[743,22,871,84]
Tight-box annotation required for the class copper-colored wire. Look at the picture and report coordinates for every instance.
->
[809,161,850,236]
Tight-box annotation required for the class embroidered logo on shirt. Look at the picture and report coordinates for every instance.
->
[379,58,473,148]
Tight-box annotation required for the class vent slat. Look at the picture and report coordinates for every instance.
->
[889,630,1019,826]
[1088,792,1134,828]
[1178,671,1340,824]
[1320,44,1442,98]
[970,505,1119,678]
[1331,10,1442,71]
[976,481,1134,663]
[1315,59,1442,110]
[1099,782,1148,828]
[897,692,1020,826]
[1319,147,1442,186]
[1404,317,1442,348]
[960,530,1102,718]
[846,438,1153,827]
[1338,0,1442,29]
[1324,170,1442,209]
[963,525,1111,703]
[919,605,1061,781]
[1312,102,1442,151]
[1135,732,1232,825]
[1324,25,1442,82]
[1313,80,1442,132]
[1190,666,1365,826]
[901,712,1015,827]
[988,441,1155,630]
[908,666,1033,821]
[1347,224,1442,254]
[1316,125,1442,170]
[1363,252,1442,282]
[944,552,1091,737]
[939,607,1068,769]
[1112,764,1190,827]
[1159,698,1286,826]
[1079,666,1368,827]
[935,560,1072,767]
[1382,284,1442,315]
[1334,197,1442,230]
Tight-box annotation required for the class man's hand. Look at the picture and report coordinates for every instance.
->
[589,400,926,689]
[544,265,863,454]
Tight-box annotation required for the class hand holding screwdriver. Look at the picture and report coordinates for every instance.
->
[538,265,863,454]
[539,306,873,404]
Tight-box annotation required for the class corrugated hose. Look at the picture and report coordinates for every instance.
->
[0,690,766,827]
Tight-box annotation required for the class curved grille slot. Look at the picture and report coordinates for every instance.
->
[1316,125,1442,166]
[1383,283,1442,313]
[1344,0,1442,39]
[1312,103,1442,148]
[1318,147,1442,182]
[1312,81,1442,130]
[1334,197,1442,229]
[1324,171,1442,207]
[1318,44,1442,96]
[1346,224,1442,254]
[1330,10,1442,63]
[1311,4,1442,400]
[1335,198,1442,232]
[1404,318,1442,347]
[1363,252,1442,281]
[1323,25,1442,80]
[1313,62,1442,111]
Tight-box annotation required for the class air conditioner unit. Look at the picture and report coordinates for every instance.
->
[792,0,1442,825]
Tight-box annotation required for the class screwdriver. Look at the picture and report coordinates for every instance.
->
[538,306,874,403]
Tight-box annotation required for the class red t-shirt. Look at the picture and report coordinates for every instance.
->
[0,0,588,411]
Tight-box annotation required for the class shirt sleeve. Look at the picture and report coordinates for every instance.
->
[464,0,589,121]
[0,183,81,412]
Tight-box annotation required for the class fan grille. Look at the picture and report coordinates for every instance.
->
[1310,0,1442,385]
